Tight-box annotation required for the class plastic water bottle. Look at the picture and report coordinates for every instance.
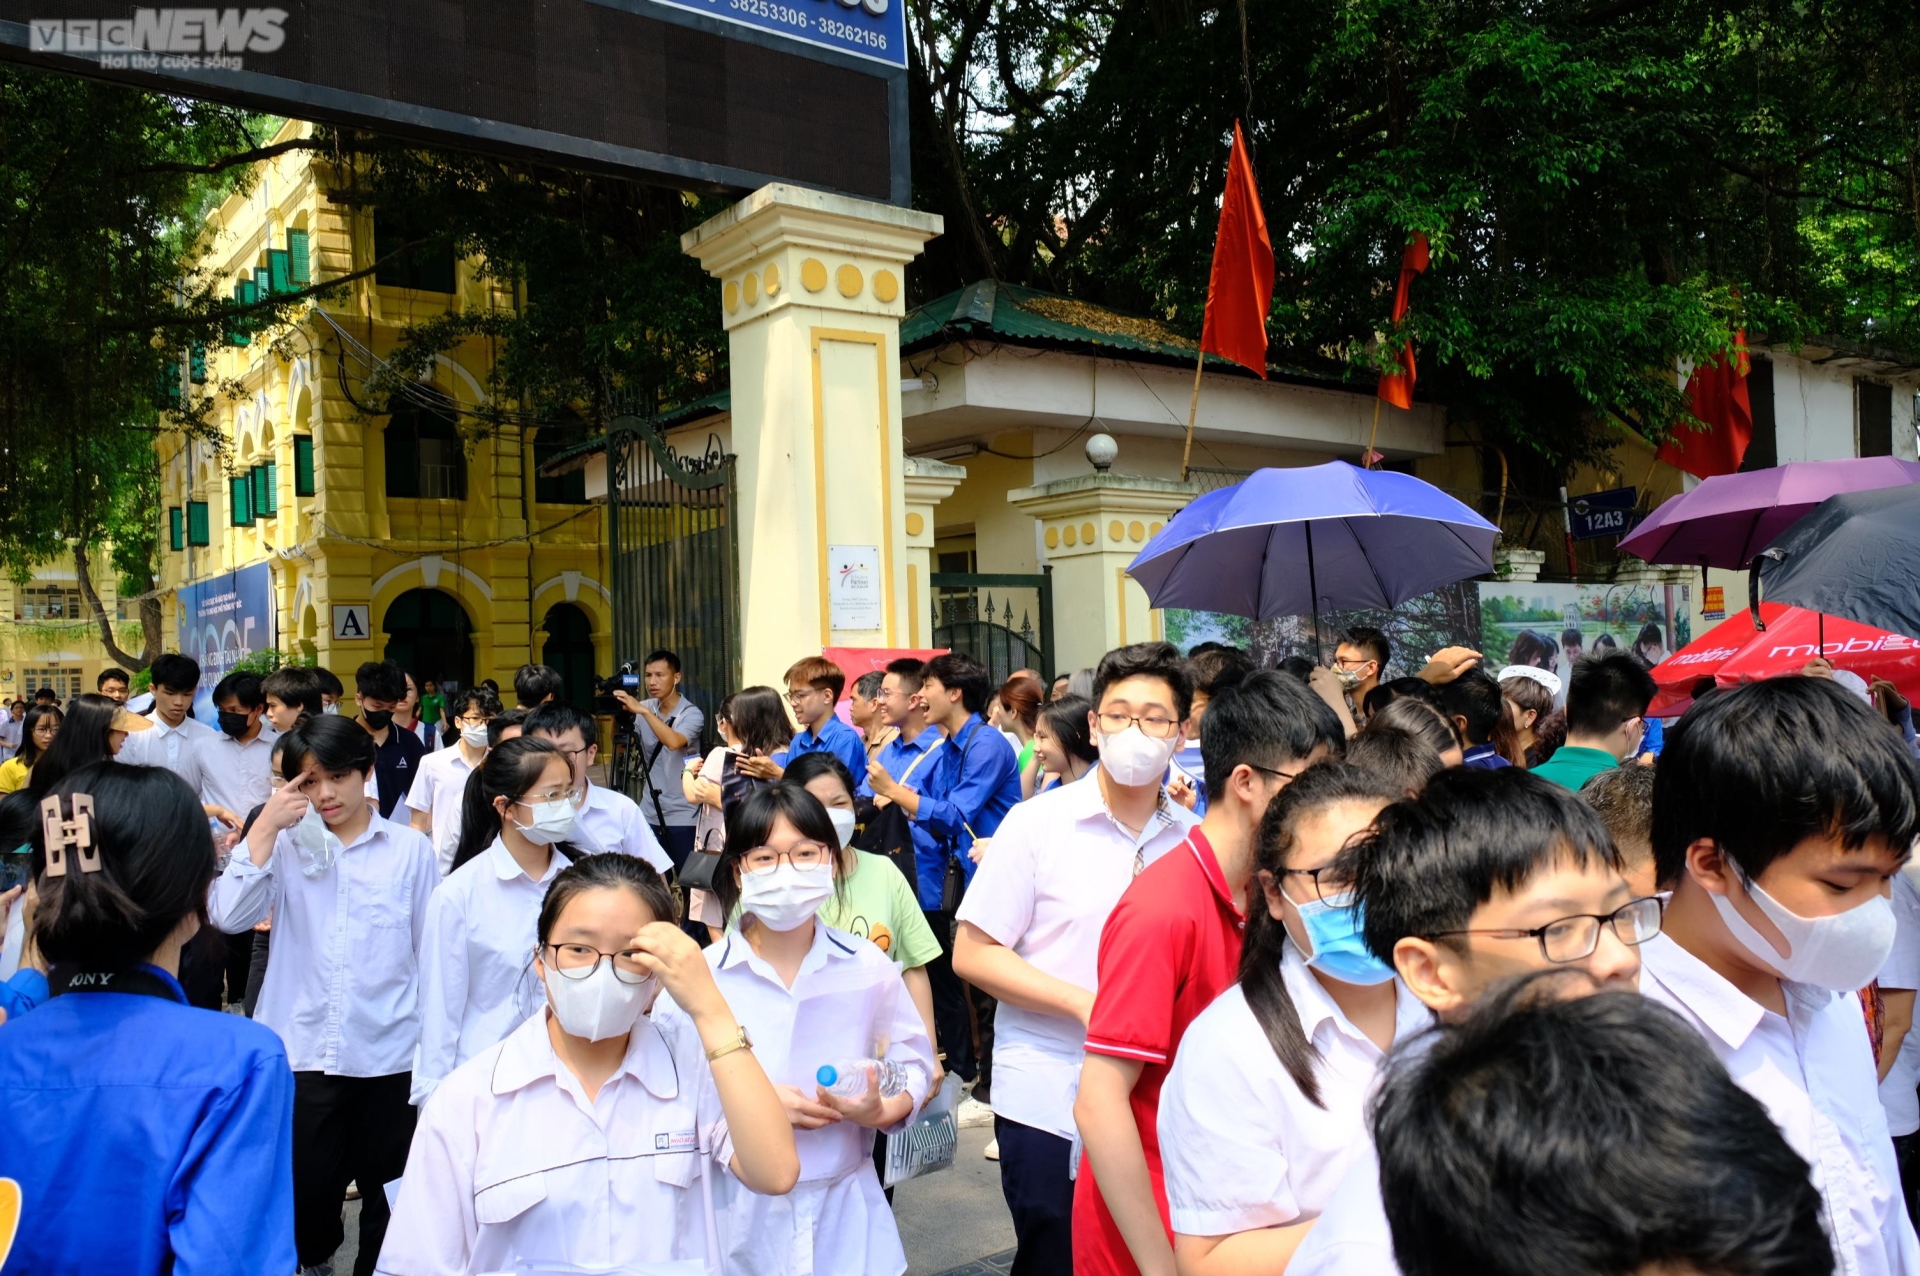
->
[816,1058,908,1098]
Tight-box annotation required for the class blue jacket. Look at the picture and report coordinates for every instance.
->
[788,714,873,795]
[912,716,1022,909]
[0,964,296,1275]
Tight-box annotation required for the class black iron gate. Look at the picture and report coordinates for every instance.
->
[606,416,739,761]
[929,571,1054,684]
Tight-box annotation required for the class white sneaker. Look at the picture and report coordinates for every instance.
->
[956,1096,995,1130]
[984,1137,1000,1162]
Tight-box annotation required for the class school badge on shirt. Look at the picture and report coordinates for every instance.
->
[654,1131,698,1152]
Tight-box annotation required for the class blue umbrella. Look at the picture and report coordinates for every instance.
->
[1127,460,1499,643]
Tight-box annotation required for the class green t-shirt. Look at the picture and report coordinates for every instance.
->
[418,692,445,725]
[1529,745,1619,792]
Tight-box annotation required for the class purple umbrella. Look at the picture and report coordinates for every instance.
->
[1619,457,1920,570]
[1126,462,1498,641]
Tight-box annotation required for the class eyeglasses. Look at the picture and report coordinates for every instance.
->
[1095,711,1180,739]
[554,744,594,762]
[1278,864,1353,903]
[1333,656,1373,671]
[741,841,834,875]
[543,942,652,984]
[519,785,582,807]
[1250,763,1305,783]
[455,714,493,728]
[786,688,824,703]
[1428,896,1664,964]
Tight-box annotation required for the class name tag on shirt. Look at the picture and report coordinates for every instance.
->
[654,1130,698,1152]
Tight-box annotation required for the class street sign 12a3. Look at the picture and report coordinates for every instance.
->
[1570,487,1639,541]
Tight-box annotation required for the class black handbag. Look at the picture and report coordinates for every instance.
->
[853,739,946,891]
[679,752,768,894]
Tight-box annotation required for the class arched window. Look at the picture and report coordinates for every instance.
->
[385,400,465,500]
[383,588,475,693]
[541,603,596,712]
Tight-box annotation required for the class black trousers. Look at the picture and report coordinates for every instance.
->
[1896,1131,1920,1219]
[995,1114,1074,1276]
[923,908,976,1081]
[243,926,272,1017]
[293,1071,416,1276]
[176,926,227,1011]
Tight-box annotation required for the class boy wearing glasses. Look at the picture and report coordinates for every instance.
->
[523,703,672,875]
[1072,672,1343,1276]
[1646,677,1920,1274]
[1286,767,1652,1275]
[408,685,504,874]
[954,643,1200,1275]
[776,656,869,787]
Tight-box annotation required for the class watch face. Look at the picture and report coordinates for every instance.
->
[738,1025,753,1049]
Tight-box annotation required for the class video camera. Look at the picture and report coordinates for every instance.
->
[594,660,643,719]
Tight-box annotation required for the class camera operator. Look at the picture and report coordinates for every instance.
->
[610,649,705,871]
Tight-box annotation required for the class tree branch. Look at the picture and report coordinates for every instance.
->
[72,542,155,672]
[129,137,331,176]
[100,237,432,333]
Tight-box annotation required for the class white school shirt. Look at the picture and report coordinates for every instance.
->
[1158,949,1433,1237]
[1640,933,1920,1276]
[179,727,279,819]
[406,745,481,875]
[1282,1139,1396,1275]
[118,710,215,779]
[208,812,441,1077]
[953,772,1198,1140]
[377,1008,733,1276]
[571,781,672,874]
[678,920,934,1276]
[410,837,565,1106]
[1881,874,1920,1138]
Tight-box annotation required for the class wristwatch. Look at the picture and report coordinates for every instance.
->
[706,1024,753,1062]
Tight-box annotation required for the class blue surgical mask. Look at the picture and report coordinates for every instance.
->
[1294,890,1396,985]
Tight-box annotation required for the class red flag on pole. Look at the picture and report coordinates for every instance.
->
[1658,331,1754,480]
[1377,232,1431,409]
[1199,122,1274,378]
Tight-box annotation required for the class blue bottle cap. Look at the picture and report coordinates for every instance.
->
[816,1065,838,1087]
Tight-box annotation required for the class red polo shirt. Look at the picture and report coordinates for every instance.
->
[1074,828,1247,1276]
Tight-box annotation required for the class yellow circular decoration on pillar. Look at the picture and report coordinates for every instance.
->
[764,262,782,295]
[1063,524,1078,547]
[1080,522,1097,545]
[1044,526,1060,549]
[801,258,828,292]
[1150,521,1164,536]
[1108,520,1125,543]
[1129,520,1146,542]
[723,280,740,314]
[905,512,925,537]
[874,269,900,303]
[744,272,760,305]
[836,264,864,297]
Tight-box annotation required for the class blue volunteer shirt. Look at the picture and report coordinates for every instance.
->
[914,714,1022,909]
[0,963,296,1275]
[876,725,949,908]
[1461,743,1512,770]
[788,713,872,794]
[1170,740,1208,815]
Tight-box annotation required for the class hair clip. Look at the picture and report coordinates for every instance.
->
[41,793,100,878]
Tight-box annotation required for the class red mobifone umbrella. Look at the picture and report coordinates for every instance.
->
[1649,603,1920,717]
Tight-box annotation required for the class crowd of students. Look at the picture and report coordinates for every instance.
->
[2,625,1919,1276]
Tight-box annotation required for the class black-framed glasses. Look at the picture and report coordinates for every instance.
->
[554,744,594,762]
[1428,897,1664,964]
[1250,763,1305,784]
[1333,656,1373,670]
[543,942,651,984]
[1096,711,1180,739]
[741,841,834,875]
[1278,864,1352,903]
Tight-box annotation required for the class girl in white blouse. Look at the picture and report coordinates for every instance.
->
[677,782,935,1276]
[379,852,799,1276]
[411,737,585,1105]
[1158,762,1431,1276]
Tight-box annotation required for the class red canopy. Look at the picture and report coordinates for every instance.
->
[1649,603,1920,716]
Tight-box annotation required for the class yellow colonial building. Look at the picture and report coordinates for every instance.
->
[154,119,612,706]
[0,555,139,704]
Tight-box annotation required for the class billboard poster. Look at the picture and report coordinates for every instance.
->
[1163,578,1691,703]
[175,563,275,722]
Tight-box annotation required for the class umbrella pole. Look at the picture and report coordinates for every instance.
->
[1306,521,1323,664]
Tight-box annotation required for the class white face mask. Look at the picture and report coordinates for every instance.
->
[322,702,340,715]
[544,962,655,1042]
[1709,860,1898,992]
[293,804,343,878]
[740,863,834,931]
[826,807,858,851]
[460,724,490,750]
[512,798,576,846]
[1097,725,1179,787]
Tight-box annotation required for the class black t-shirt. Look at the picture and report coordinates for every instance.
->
[372,726,426,818]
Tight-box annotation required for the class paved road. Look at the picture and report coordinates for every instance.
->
[331,1125,1016,1274]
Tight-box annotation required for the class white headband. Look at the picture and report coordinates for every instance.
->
[1497,665,1563,697]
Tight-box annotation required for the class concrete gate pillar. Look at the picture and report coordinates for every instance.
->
[682,184,942,689]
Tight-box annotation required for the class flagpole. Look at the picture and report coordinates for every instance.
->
[1180,346,1205,482]
[1364,396,1382,468]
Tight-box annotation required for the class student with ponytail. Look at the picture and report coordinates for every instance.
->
[1156,762,1425,1275]
[0,762,295,1274]
[413,737,585,1104]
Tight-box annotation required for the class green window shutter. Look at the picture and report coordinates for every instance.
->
[189,343,207,385]
[187,501,210,546]
[293,435,316,497]
[251,464,276,517]
[229,474,253,525]
[264,461,278,513]
[156,361,181,409]
[227,283,251,346]
[288,229,310,286]
[169,507,184,552]
[268,248,292,295]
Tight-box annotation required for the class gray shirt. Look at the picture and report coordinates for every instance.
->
[633,695,704,828]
